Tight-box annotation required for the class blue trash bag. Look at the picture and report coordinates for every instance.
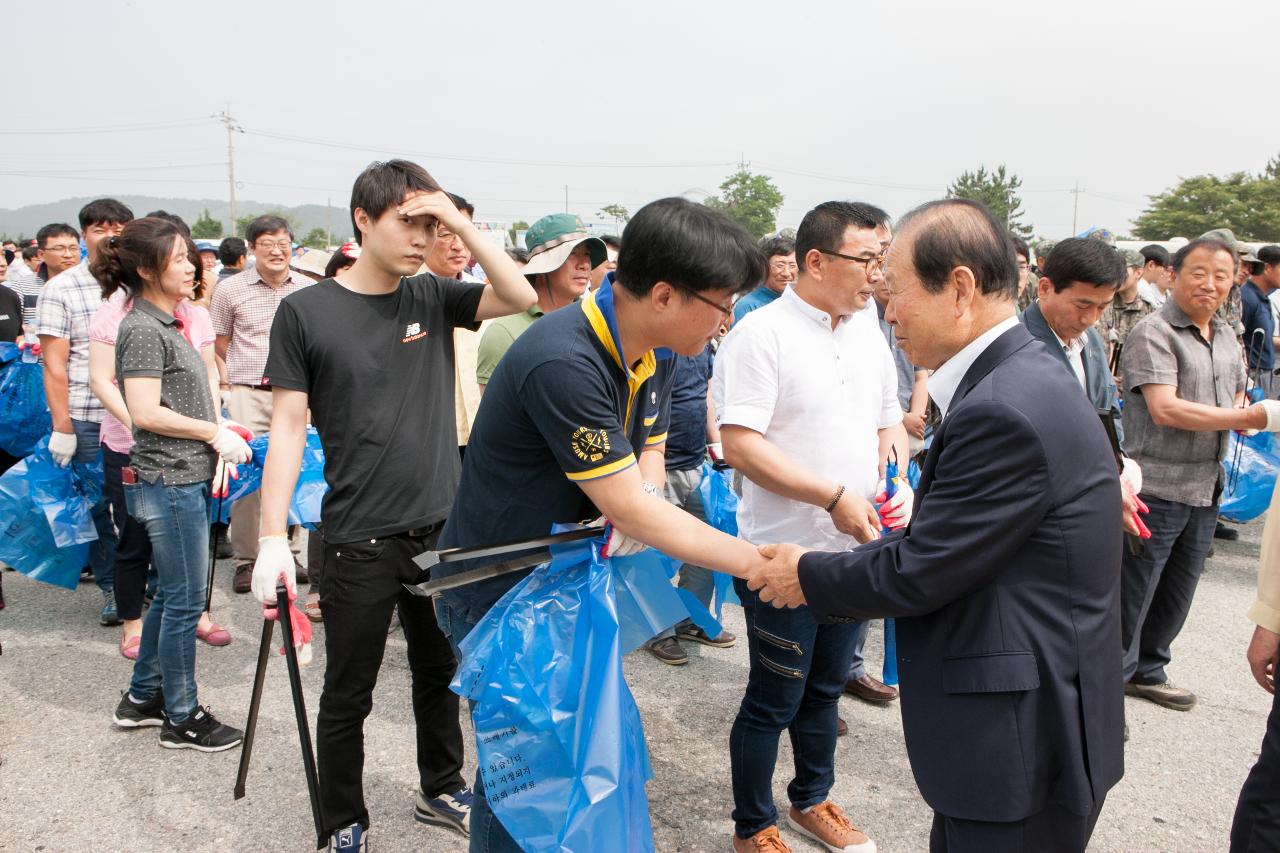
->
[0,342,52,457]
[24,442,104,548]
[0,439,92,589]
[697,462,741,618]
[453,533,712,853]
[211,426,327,528]
[1221,432,1280,524]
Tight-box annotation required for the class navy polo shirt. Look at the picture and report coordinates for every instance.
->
[1240,279,1276,370]
[665,345,713,472]
[437,276,675,622]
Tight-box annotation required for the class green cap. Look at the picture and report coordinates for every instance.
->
[1119,248,1144,268]
[522,213,607,276]
[1199,228,1239,252]
[1035,239,1057,258]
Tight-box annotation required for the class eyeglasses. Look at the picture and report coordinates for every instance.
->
[254,240,293,252]
[42,244,80,255]
[819,249,886,274]
[769,261,798,273]
[676,284,734,317]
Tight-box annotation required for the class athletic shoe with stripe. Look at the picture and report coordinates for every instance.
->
[415,785,473,836]
[113,690,165,728]
[159,706,243,752]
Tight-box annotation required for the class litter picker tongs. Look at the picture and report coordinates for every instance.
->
[402,526,600,598]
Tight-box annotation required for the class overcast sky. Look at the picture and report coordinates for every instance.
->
[4,0,1278,238]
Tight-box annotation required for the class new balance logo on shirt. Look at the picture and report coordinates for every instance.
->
[402,321,427,343]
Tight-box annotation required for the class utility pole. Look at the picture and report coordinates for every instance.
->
[213,107,243,236]
[325,197,332,249]
[1070,182,1083,235]
[564,185,569,214]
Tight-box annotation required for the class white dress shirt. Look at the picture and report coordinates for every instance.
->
[713,286,903,550]
[1052,329,1088,388]
[927,315,1020,419]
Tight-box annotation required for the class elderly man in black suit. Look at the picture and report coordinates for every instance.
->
[748,198,1126,853]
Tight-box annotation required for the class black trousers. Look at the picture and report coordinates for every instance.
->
[102,447,153,621]
[1232,684,1280,851]
[316,525,464,833]
[0,447,18,476]
[929,797,1105,853]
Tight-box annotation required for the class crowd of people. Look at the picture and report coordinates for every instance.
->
[2,162,1280,853]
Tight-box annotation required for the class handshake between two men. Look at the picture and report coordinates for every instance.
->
[747,472,914,610]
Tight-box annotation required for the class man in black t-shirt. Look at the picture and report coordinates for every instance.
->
[0,284,22,342]
[254,160,536,853]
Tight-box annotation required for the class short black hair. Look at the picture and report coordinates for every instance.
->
[795,201,890,273]
[78,198,133,231]
[246,214,293,245]
[600,234,621,252]
[218,236,247,266]
[37,223,79,248]
[447,192,474,219]
[895,198,1018,299]
[349,159,442,245]
[1172,238,1237,273]
[145,210,191,236]
[1009,234,1030,261]
[21,244,40,262]
[1042,238,1126,293]
[614,197,763,298]
[1139,244,1171,268]
[506,247,529,264]
[759,235,796,260]
[1256,245,1280,267]
[324,250,357,278]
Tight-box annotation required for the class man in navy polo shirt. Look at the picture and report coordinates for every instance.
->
[436,197,768,853]
[1241,245,1280,397]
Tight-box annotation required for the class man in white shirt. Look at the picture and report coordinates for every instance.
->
[715,201,909,853]
[1136,244,1171,307]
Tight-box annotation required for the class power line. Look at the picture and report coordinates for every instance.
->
[0,118,209,136]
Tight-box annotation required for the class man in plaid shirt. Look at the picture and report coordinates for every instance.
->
[36,198,134,626]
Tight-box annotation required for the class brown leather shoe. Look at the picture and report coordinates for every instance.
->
[732,825,792,853]
[647,636,689,666]
[232,563,253,594]
[836,716,848,737]
[788,802,876,852]
[844,674,898,705]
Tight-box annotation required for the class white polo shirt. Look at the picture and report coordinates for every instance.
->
[713,286,903,551]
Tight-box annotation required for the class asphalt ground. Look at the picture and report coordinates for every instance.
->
[0,520,1273,853]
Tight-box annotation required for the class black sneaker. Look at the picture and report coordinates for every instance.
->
[159,706,243,752]
[1214,521,1240,541]
[113,690,165,728]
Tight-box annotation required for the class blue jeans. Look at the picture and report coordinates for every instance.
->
[1119,495,1217,684]
[71,418,116,591]
[846,619,872,680]
[124,477,210,723]
[730,578,860,838]
[435,601,524,853]
[651,467,716,643]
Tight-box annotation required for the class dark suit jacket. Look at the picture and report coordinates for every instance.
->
[1020,301,1119,419]
[798,323,1124,823]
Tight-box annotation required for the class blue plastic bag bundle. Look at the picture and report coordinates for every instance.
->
[697,462,741,619]
[0,342,52,457]
[1221,432,1280,524]
[210,426,327,528]
[0,437,100,589]
[453,535,715,853]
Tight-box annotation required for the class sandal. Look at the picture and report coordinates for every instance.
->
[120,635,141,660]
[196,622,232,647]
[304,593,323,624]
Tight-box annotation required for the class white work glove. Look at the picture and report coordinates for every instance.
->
[604,523,648,557]
[707,442,724,464]
[1120,456,1143,496]
[1258,400,1280,433]
[251,535,296,605]
[208,421,252,464]
[874,476,915,530]
[211,458,239,499]
[48,430,76,467]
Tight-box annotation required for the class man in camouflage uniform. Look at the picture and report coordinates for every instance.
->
[1013,234,1035,312]
[1101,248,1158,386]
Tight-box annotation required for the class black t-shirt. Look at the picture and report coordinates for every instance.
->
[0,285,22,341]
[437,280,674,622]
[264,274,484,543]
